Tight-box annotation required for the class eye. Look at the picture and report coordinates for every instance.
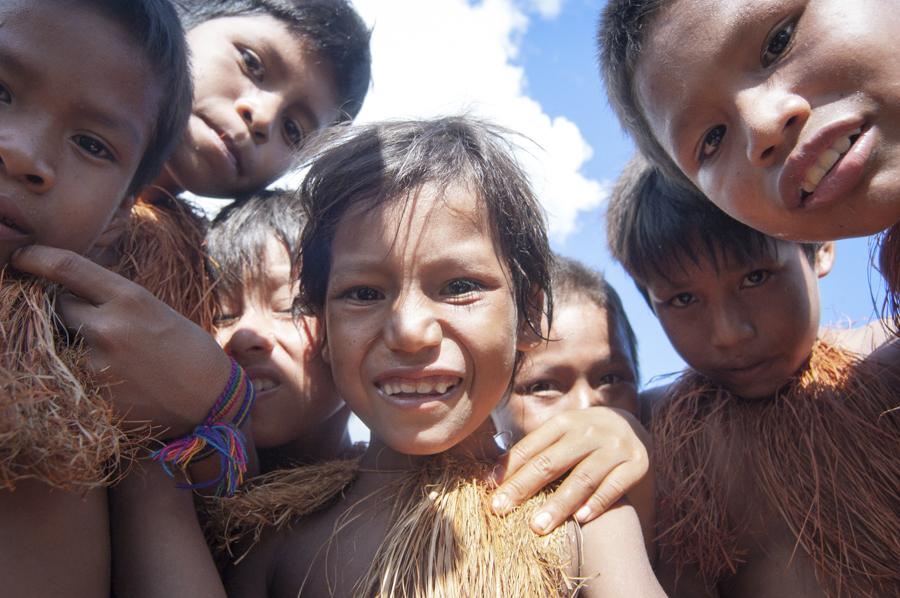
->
[72,134,115,161]
[239,47,265,80]
[669,292,696,308]
[283,119,305,147]
[0,83,11,104]
[441,278,483,297]
[699,125,726,161]
[520,380,561,398]
[342,286,384,302]
[761,20,796,68]
[598,373,625,386]
[741,269,771,288]
[214,313,239,327]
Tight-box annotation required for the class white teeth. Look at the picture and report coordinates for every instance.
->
[380,377,459,396]
[251,377,277,392]
[801,130,860,194]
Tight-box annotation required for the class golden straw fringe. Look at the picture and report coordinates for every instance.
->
[215,455,578,597]
[877,222,900,335]
[113,194,218,332]
[0,273,136,490]
[654,341,900,597]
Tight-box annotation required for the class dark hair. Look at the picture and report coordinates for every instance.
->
[206,188,305,298]
[607,154,820,303]
[597,0,693,187]
[82,0,192,195]
[550,254,640,382]
[296,116,553,344]
[176,0,371,120]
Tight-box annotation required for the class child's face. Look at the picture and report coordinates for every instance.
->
[495,296,638,441]
[215,238,339,449]
[645,242,833,398]
[634,0,900,241]
[0,1,161,267]
[163,15,340,198]
[323,185,524,456]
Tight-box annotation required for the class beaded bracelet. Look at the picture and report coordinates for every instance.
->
[151,359,255,497]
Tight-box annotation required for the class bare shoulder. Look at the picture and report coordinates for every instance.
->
[577,502,665,598]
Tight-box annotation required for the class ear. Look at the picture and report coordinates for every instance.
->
[516,287,547,353]
[814,242,836,278]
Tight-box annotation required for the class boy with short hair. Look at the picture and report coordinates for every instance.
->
[607,155,900,598]
[597,0,900,331]
[0,0,194,595]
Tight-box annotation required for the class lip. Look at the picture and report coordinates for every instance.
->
[243,364,283,400]
[0,193,33,243]
[779,117,871,210]
[374,368,465,410]
[196,115,244,177]
[714,357,776,383]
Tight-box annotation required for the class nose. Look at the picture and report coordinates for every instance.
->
[736,84,810,166]
[222,312,276,358]
[570,380,606,410]
[709,301,755,350]
[383,291,442,354]
[0,125,56,193]
[235,92,279,144]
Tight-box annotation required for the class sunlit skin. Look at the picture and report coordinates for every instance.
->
[635,0,900,241]
[0,0,160,267]
[323,185,531,456]
[495,297,638,441]
[215,238,345,453]
[159,14,340,197]
[645,242,834,398]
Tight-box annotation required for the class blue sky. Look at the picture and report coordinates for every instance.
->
[333,0,887,389]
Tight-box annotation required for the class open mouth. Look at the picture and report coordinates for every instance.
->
[250,376,280,395]
[799,128,862,202]
[377,376,462,399]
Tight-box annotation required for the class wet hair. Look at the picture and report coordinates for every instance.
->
[206,188,304,299]
[296,116,554,345]
[607,154,820,303]
[551,254,640,382]
[176,0,371,120]
[597,0,691,187]
[83,0,192,194]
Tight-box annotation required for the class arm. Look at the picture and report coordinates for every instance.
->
[578,502,665,598]
[491,406,652,537]
[109,459,226,598]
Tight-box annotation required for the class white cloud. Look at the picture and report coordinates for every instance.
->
[350,0,605,240]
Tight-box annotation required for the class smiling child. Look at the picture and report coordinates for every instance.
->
[217,118,664,597]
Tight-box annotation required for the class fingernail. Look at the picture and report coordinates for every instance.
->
[575,506,592,522]
[489,464,504,484]
[532,511,552,533]
[492,492,511,513]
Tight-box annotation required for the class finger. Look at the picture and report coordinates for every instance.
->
[493,414,570,484]
[491,435,594,515]
[529,452,629,535]
[11,245,122,305]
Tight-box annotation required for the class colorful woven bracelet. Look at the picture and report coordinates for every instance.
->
[151,359,255,497]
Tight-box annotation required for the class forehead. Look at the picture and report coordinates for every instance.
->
[0,1,160,145]
[330,185,503,269]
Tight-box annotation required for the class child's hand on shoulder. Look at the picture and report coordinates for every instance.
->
[490,406,651,535]
[12,245,232,437]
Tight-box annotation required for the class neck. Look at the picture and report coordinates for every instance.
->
[259,405,354,471]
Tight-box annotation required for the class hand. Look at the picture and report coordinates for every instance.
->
[11,245,232,436]
[490,406,651,535]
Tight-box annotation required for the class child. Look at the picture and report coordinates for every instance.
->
[217,118,664,597]
[496,254,641,440]
[160,0,372,199]
[494,254,656,553]
[607,155,900,598]
[0,0,195,595]
[597,0,900,330]
[206,189,352,472]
